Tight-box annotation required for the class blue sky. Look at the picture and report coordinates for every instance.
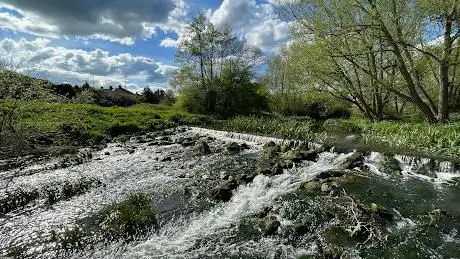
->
[0,0,291,92]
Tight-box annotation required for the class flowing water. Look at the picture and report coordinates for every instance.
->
[0,127,459,258]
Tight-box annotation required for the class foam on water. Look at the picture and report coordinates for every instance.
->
[118,152,354,258]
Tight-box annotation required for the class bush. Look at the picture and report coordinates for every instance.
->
[269,92,351,119]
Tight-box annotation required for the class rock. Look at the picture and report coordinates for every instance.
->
[316,170,346,180]
[369,203,395,221]
[282,150,304,163]
[258,215,280,236]
[281,160,294,169]
[342,152,364,169]
[128,149,135,154]
[227,142,242,154]
[321,183,331,192]
[254,207,272,218]
[303,180,321,193]
[180,137,195,147]
[299,150,319,162]
[193,140,211,156]
[293,217,313,235]
[256,163,284,176]
[159,136,172,142]
[161,156,172,162]
[240,143,250,150]
[210,179,238,202]
[104,151,110,156]
[148,141,158,146]
[378,155,402,175]
[263,141,281,158]
[281,144,291,153]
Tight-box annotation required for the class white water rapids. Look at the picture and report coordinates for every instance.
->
[1,127,459,258]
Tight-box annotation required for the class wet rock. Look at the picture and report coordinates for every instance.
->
[263,141,281,158]
[342,152,364,169]
[415,160,438,178]
[258,215,280,236]
[299,150,319,162]
[104,151,110,156]
[227,142,243,154]
[368,203,395,221]
[210,179,238,202]
[256,163,284,176]
[303,180,321,193]
[193,140,211,156]
[148,141,158,146]
[378,155,402,175]
[281,150,304,163]
[161,156,172,162]
[293,217,313,235]
[240,143,250,150]
[180,137,195,147]
[281,160,294,169]
[321,183,331,193]
[254,207,272,218]
[316,170,346,180]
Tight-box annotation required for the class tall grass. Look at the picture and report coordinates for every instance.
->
[219,116,460,160]
[221,116,327,141]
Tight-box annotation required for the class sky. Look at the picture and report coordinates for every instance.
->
[0,0,292,92]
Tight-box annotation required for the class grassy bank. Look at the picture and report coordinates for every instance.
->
[5,101,460,161]
[1,101,211,159]
[215,116,460,161]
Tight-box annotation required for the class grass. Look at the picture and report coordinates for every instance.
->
[216,116,460,161]
[1,101,211,158]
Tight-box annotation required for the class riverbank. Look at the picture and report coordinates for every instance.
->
[213,116,460,162]
[0,101,211,167]
[4,102,460,163]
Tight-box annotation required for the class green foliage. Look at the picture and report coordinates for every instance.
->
[222,116,322,141]
[269,91,351,119]
[99,193,157,239]
[56,193,157,250]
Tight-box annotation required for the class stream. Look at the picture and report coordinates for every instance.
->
[1,127,459,258]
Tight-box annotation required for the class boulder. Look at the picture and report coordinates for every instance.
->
[303,180,321,193]
[316,170,346,180]
[227,142,243,154]
[299,150,319,162]
[263,141,281,159]
[256,163,284,176]
[377,155,402,175]
[342,152,364,169]
[258,215,280,236]
[193,140,211,156]
[210,179,238,202]
[161,156,172,162]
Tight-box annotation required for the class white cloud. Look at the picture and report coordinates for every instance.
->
[210,0,292,52]
[0,0,188,45]
[0,38,178,91]
[160,37,180,48]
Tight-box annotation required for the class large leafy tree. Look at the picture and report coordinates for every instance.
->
[282,0,460,123]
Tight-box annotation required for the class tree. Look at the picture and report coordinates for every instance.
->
[174,13,266,117]
[282,0,460,123]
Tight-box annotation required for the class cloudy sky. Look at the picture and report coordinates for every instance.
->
[0,0,292,92]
